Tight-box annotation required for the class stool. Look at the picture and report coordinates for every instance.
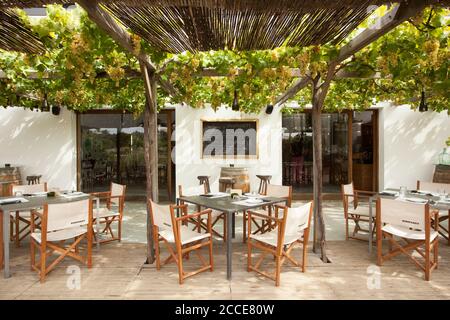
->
[256,175,271,195]
[197,175,211,193]
[26,175,42,185]
[219,177,235,192]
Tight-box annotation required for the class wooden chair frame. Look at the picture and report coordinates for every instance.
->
[9,182,47,247]
[417,180,450,246]
[341,183,376,242]
[30,201,93,283]
[151,203,214,284]
[247,203,313,286]
[90,182,126,244]
[178,185,227,240]
[243,185,292,243]
[376,199,439,281]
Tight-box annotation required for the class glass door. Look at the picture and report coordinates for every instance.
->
[79,111,176,201]
[79,113,146,200]
[282,112,349,194]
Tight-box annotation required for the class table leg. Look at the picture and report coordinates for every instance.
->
[232,212,236,239]
[3,210,10,278]
[226,212,233,280]
[96,198,100,250]
[368,197,373,254]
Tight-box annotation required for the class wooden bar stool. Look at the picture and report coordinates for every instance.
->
[256,175,271,195]
[197,176,211,193]
[26,175,42,185]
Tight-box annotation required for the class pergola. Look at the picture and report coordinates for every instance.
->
[0,0,449,264]
[0,9,44,53]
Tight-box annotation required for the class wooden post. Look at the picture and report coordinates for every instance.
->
[310,68,335,263]
[140,62,159,264]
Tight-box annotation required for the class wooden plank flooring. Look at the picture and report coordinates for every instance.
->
[1,239,450,300]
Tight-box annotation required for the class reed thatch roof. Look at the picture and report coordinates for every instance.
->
[0,0,449,53]
[98,0,450,52]
[0,9,44,53]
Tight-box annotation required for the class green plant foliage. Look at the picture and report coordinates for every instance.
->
[0,5,448,115]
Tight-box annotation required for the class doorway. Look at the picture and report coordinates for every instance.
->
[77,110,175,202]
[282,110,378,198]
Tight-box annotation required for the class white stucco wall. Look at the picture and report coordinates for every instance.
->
[379,104,450,190]
[0,107,77,190]
[175,104,282,195]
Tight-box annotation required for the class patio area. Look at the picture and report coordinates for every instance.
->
[3,239,450,300]
[2,201,450,300]
[0,0,449,305]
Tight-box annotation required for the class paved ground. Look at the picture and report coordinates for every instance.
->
[2,240,450,300]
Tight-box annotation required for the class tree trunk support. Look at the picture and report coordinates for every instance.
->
[140,62,159,264]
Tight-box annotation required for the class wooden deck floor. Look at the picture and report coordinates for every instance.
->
[1,240,450,300]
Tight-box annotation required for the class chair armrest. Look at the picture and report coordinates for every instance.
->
[248,210,282,222]
[176,208,211,222]
[30,208,43,218]
[355,190,377,196]
[89,191,111,198]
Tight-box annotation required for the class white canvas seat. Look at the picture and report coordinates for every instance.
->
[347,204,370,217]
[250,230,305,247]
[247,202,313,286]
[382,225,438,241]
[244,184,292,242]
[417,180,450,245]
[150,200,214,284]
[159,226,211,245]
[30,199,93,282]
[94,207,120,219]
[9,183,47,246]
[376,197,439,281]
[31,226,88,243]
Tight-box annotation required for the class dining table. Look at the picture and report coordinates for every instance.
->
[0,192,100,278]
[176,193,288,280]
[367,188,450,253]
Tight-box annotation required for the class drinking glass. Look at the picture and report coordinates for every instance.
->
[439,189,448,201]
[399,186,407,199]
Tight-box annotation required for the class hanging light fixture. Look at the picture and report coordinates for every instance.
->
[265,104,274,114]
[418,89,428,112]
[232,89,239,111]
[41,92,50,112]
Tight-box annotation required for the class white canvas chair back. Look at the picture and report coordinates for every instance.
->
[12,183,46,194]
[46,199,90,232]
[418,181,449,193]
[150,200,172,230]
[284,202,312,237]
[110,183,125,206]
[181,184,206,197]
[342,183,355,206]
[379,198,426,231]
[266,184,290,198]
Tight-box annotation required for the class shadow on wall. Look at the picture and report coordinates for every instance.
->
[383,106,450,189]
[0,108,75,189]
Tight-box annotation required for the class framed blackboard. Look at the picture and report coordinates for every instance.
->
[201,120,258,158]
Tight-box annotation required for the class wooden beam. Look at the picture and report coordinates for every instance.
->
[274,1,425,107]
[76,0,177,96]
[274,77,310,107]
[336,1,427,63]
